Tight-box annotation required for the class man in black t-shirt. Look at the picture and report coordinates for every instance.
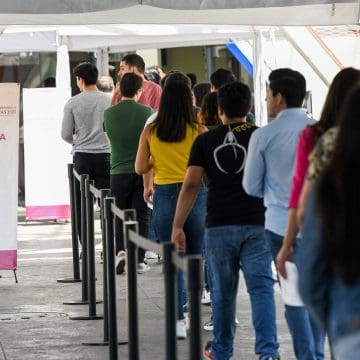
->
[171,82,279,360]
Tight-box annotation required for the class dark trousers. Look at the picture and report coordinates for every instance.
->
[110,173,150,263]
[73,152,110,242]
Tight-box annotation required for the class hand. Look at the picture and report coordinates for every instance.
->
[171,227,186,253]
[114,81,120,96]
[276,244,293,279]
[143,187,154,204]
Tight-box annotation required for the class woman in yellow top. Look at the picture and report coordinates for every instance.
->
[136,80,206,339]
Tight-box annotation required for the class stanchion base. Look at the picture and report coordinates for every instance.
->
[57,278,81,283]
[69,315,104,321]
[82,340,128,346]
[63,300,103,305]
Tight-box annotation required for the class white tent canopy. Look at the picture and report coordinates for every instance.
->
[0,1,358,26]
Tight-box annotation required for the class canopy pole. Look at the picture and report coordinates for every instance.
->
[96,47,110,76]
[56,34,71,91]
[252,28,268,127]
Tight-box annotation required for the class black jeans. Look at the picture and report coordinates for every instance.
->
[73,152,110,242]
[110,173,150,263]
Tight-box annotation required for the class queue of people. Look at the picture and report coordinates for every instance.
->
[61,55,360,360]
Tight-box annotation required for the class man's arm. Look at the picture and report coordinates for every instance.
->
[242,130,265,198]
[171,166,204,252]
[61,102,75,144]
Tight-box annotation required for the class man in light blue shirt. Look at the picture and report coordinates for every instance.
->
[243,68,324,360]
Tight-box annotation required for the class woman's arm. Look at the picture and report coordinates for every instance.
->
[135,127,153,175]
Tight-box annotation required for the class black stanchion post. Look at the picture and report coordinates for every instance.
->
[125,218,139,360]
[71,179,103,321]
[105,197,118,360]
[101,189,111,342]
[80,174,89,302]
[64,174,90,305]
[187,257,203,360]
[163,242,177,360]
[57,164,81,283]
[86,179,103,318]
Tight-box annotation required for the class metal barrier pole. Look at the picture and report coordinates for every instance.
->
[105,197,118,360]
[163,242,177,360]
[64,174,89,305]
[125,221,139,360]
[87,179,103,318]
[71,179,103,321]
[187,257,203,360]
[57,163,81,283]
[80,174,89,302]
[101,189,111,342]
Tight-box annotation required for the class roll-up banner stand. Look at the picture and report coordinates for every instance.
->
[23,88,71,221]
[0,83,20,270]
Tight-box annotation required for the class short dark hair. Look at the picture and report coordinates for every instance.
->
[164,71,191,89]
[186,73,197,88]
[217,81,251,118]
[193,82,211,107]
[122,54,145,74]
[269,68,306,108]
[73,62,98,85]
[120,73,143,97]
[210,68,236,90]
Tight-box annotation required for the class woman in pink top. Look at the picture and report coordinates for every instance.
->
[277,67,360,278]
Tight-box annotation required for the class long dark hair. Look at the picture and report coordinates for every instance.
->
[315,67,360,135]
[198,92,221,127]
[152,81,196,142]
[317,82,360,284]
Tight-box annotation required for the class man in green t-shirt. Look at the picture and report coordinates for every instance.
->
[103,72,153,274]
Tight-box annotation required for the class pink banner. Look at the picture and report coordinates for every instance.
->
[0,83,19,270]
[0,250,17,269]
[25,205,71,221]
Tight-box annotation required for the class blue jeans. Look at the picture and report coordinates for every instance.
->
[152,183,206,320]
[205,225,279,360]
[265,230,325,360]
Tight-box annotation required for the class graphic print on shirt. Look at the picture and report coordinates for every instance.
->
[213,125,247,174]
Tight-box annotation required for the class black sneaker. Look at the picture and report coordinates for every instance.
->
[203,341,214,360]
[259,356,280,360]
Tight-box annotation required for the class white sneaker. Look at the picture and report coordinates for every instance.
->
[201,289,211,305]
[137,262,150,274]
[145,250,158,260]
[203,318,213,331]
[176,320,187,339]
[116,251,126,275]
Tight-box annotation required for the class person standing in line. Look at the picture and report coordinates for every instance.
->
[61,62,111,241]
[111,53,162,110]
[243,68,325,360]
[210,68,236,92]
[298,83,360,359]
[172,81,279,360]
[276,67,360,279]
[135,81,207,339]
[103,73,154,274]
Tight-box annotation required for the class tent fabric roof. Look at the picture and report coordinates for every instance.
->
[0,1,358,26]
